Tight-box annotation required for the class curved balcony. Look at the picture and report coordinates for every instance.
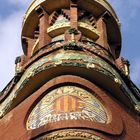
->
[23,0,118,28]
[21,0,121,53]
[47,22,100,40]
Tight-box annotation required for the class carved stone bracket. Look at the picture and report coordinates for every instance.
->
[35,5,46,18]
[63,40,83,51]
[64,28,81,42]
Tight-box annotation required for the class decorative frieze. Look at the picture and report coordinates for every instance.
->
[35,129,103,140]
[1,51,139,117]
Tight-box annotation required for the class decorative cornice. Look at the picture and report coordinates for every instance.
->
[0,51,118,117]
[1,50,140,117]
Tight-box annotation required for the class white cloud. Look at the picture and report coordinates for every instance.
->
[0,10,25,90]
[0,1,33,90]
[0,1,32,90]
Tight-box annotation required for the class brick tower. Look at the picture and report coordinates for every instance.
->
[0,0,140,139]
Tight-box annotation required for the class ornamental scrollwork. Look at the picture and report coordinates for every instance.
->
[35,129,103,140]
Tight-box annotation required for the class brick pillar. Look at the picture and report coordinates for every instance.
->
[27,38,35,58]
[35,6,51,49]
[22,37,35,59]
[96,17,109,49]
[70,0,78,29]
[21,37,29,63]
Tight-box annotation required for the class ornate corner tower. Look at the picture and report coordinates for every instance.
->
[0,0,140,139]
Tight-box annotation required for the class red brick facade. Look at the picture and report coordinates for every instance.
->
[0,0,140,139]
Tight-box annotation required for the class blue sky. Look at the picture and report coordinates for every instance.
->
[0,0,140,90]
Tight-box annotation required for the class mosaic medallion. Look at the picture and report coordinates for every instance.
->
[27,86,107,130]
